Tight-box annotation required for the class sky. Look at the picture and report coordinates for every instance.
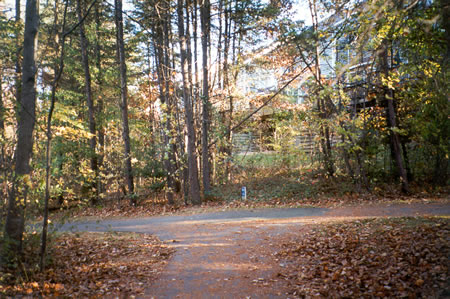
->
[1,0,312,25]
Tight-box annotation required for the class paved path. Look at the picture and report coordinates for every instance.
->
[59,207,326,238]
[58,202,450,298]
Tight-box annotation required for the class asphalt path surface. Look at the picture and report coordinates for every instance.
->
[54,203,449,298]
[58,207,327,240]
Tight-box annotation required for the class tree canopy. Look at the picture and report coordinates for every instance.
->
[0,0,448,269]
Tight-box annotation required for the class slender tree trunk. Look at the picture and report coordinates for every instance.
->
[76,0,98,204]
[114,0,135,204]
[443,0,450,64]
[193,0,200,140]
[40,0,68,271]
[309,0,334,177]
[154,56,175,205]
[3,0,39,264]
[152,2,176,204]
[380,40,409,193]
[14,0,21,115]
[217,0,223,90]
[341,134,354,180]
[185,0,194,103]
[0,70,5,172]
[223,0,233,181]
[200,0,211,194]
[401,140,413,182]
[0,69,7,204]
[185,0,201,184]
[95,1,105,195]
[178,0,201,205]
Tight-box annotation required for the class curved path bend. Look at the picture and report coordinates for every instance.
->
[59,202,450,298]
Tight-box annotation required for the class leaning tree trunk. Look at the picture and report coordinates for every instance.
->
[3,0,39,264]
[114,0,135,204]
[177,0,201,205]
[379,40,409,193]
[76,0,99,204]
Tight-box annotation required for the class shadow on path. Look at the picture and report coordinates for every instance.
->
[58,202,449,298]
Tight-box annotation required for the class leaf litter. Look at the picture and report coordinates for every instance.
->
[276,217,449,298]
[0,232,174,297]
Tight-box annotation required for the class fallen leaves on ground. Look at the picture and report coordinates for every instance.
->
[40,169,448,221]
[0,232,174,297]
[276,217,449,298]
[44,193,448,223]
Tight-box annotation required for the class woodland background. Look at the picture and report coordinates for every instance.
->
[0,0,448,275]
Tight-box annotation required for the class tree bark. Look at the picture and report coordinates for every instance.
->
[40,0,68,271]
[379,40,409,193]
[308,0,334,177]
[3,0,39,264]
[114,0,135,204]
[223,0,233,181]
[0,69,5,172]
[217,0,223,90]
[192,0,201,141]
[14,0,21,116]
[76,0,99,204]
[178,0,201,205]
[151,1,176,204]
[200,0,211,194]
[95,1,105,195]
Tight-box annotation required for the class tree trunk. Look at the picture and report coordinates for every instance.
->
[40,0,68,271]
[0,69,7,205]
[223,0,233,181]
[200,0,211,194]
[178,0,201,205]
[0,70,5,172]
[308,0,334,177]
[401,140,413,182]
[3,0,39,264]
[380,40,409,193]
[76,0,98,204]
[216,0,223,90]
[95,1,105,195]
[193,0,201,143]
[114,0,135,204]
[152,2,176,204]
[14,0,21,116]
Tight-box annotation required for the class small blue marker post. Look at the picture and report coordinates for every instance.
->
[241,186,247,200]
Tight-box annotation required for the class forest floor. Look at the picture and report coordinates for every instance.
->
[2,199,448,298]
[42,168,449,222]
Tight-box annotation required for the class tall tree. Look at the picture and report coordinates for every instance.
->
[14,0,21,114]
[94,1,105,196]
[177,0,201,204]
[376,8,410,193]
[147,0,178,204]
[200,0,211,194]
[2,0,39,263]
[115,0,135,204]
[76,0,99,203]
[308,0,334,177]
[40,0,69,271]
